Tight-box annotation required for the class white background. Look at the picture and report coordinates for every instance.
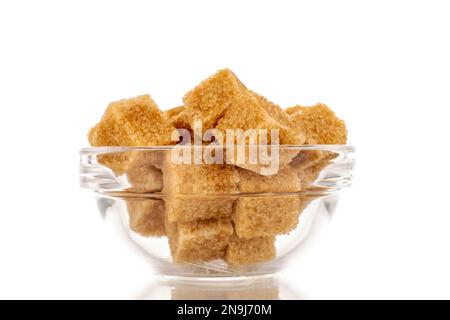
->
[0,0,449,299]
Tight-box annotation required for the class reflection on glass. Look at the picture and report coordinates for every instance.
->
[135,276,301,300]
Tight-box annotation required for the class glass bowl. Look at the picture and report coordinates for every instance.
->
[79,145,355,280]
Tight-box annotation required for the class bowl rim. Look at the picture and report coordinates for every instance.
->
[80,144,355,155]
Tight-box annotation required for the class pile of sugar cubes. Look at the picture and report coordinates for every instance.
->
[88,69,347,266]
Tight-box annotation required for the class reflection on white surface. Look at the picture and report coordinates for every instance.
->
[134,275,302,300]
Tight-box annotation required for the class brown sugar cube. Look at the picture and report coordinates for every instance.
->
[162,155,241,196]
[237,166,302,193]
[95,152,130,176]
[164,106,193,145]
[288,103,347,145]
[164,106,192,132]
[126,199,165,237]
[215,89,305,145]
[298,157,334,189]
[183,69,246,131]
[288,148,327,181]
[126,165,163,193]
[166,218,233,262]
[183,69,304,175]
[163,156,240,222]
[165,196,236,223]
[127,149,165,169]
[233,195,302,239]
[88,95,175,174]
[234,166,308,238]
[163,153,239,222]
[164,105,185,122]
[233,195,313,239]
[162,156,240,195]
[287,102,345,186]
[124,149,165,192]
[290,151,337,189]
[88,94,175,147]
[287,103,343,184]
[225,235,276,266]
[217,90,304,175]
[98,149,164,178]
[183,69,303,145]
[289,149,324,171]
[225,143,299,176]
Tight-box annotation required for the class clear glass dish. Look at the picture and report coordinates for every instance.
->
[79,145,355,280]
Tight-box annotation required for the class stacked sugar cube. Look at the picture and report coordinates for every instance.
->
[88,69,347,266]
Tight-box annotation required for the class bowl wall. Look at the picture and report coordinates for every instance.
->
[80,145,354,278]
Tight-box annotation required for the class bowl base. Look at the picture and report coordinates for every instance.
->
[139,273,294,300]
[156,273,278,286]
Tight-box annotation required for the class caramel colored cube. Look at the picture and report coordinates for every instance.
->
[183,69,302,144]
[288,103,347,145]
[183,69,246,131]
[166,218,233,262]
[127,149,165,169]
[237,166,302,193]
[88,94,174,147]
[126,199,165,237]
[225,143,299,176]
[121,148,165,191]
[225,235,276,266]
[216,90,304,145]
[233,195,302,239]
[165,196,236,223]
[163,156,240,222]
[289,149,324,171]
[164,106,192,132]
[163,157,240,195]
[298,158,333,189]
[183,69,304,175]
[217,90,305,144]
[290,151,337,189]
[216,90,303,174]
[88,95,175,174]
[234,167,307,238]
[126,165,163,193]
[288,148,329,189]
